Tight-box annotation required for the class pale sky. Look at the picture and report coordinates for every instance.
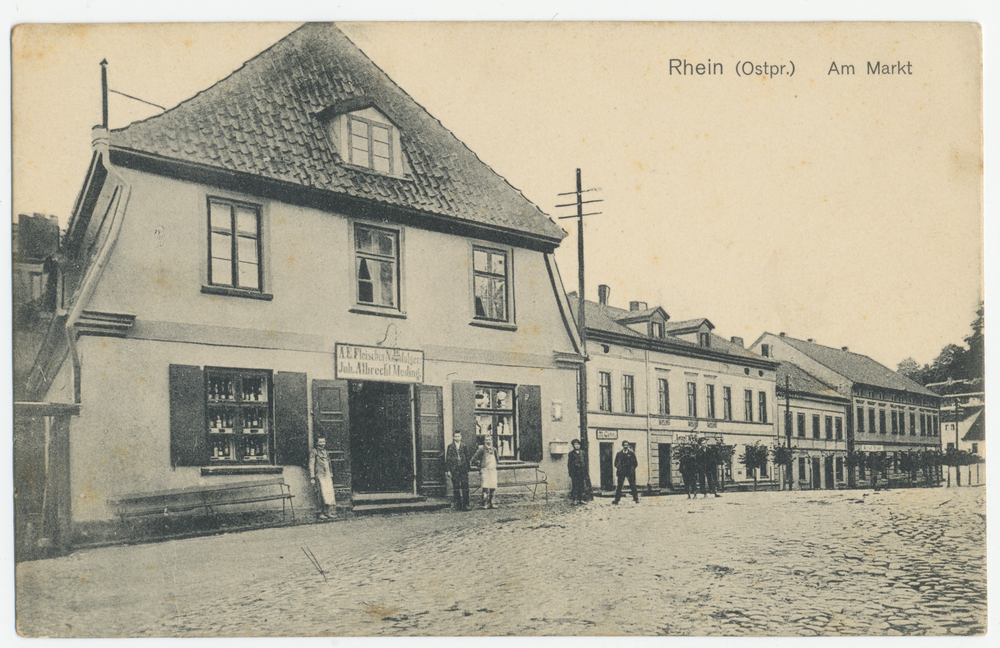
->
[10,20,985,370]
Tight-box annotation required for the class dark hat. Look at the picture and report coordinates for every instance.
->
[571,438,581,447]
[622,440,632,447]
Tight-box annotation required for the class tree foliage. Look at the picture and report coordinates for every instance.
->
[897,302,984,386]
[739,442,769,490]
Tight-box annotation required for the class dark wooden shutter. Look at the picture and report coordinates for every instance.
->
[274,372,308,467]
[312,379,351,500]
[518,384,543,462]
[417,384,446,496]
[169,364,206,467]
[452,381,477,448]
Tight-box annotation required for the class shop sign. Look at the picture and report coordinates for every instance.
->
[335,344,424,383]
[596,429,618,440]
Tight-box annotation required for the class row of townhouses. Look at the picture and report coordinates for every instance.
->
[13,24,945,550]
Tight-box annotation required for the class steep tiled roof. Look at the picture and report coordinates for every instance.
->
[776,361,848,401]
[709,333,768,361]
[664,318,713,333]
[775,335,939,398]
[566,294,645,339]
[110,23,565,245]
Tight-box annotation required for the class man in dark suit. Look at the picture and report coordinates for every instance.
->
[445,430,472,511]
[567,438,587,504]
[613,440,639,504]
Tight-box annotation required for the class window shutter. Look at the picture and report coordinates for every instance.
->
[312,379,351,495]
[451,381,477,448]
[417,384,446,496]
[274,372,308,467]
[169,364,206,467]
[518,384,543,462]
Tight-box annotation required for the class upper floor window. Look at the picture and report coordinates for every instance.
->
[349,115,393,173]
[760,344,770,358]
[706,384,716,419]
[868,408,877,435]
[208,198,262,291]
[879,409,887,434]
[658,378,670,415]
[744,389,753,422]
[758,392,768,424]
[835,417,843,440]
[856,406,865,433]
[797,412,806,437]
[910,412,917,436]
[623,375,636,414]
[722,386,732,421]
[354,224,399,308]
[599,372,612,412]
[687,383,698,418]
[812,414,821,439]
[825,415,833,440]
[473,246,509,322]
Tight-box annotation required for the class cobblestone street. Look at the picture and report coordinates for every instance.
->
[16,486,986,637]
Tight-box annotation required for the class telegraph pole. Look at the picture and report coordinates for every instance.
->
[784,375,792,490]
[556,170,602,500]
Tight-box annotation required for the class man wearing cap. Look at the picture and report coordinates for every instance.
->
[567,438,587,504]
[613,440,640,504]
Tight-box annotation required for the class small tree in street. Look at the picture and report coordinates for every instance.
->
[771,445,794,490]
[739,442,769,492]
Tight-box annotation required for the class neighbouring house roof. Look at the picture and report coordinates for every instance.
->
[961,409,985,442]
[567,294,772,366]
[663,318,714,333]
[768,334,939,398]
[109,23,565,247]
[776,361,849,402]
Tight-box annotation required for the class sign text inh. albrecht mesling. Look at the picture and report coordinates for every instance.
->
[668,58,914,78]
[335,343,425,383]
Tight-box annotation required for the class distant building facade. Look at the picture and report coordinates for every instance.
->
[570,286,778,494]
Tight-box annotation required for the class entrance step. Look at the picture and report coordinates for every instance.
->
[351,492,451,516]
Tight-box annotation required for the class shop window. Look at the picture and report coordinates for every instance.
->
[354,223,399,309]
[825,416,833,440]
[348,114,394,173]
[812,414,821,439]
[797,412,806,438]
[599,372,612,412]
[623,375,636,414]
[473,246,510,322]
[658,378,670,415]
[744,389,753,421]
[475,384,517,459]
[208,198,262,291]
[758,392,768,424]
[835,417,843,440]
[687,382,698,418]
[722,386,732,421]
[706,384,716,419]
[168,365,309,468]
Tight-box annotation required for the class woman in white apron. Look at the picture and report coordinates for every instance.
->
[309,437,337,520]
[472,435,500,509]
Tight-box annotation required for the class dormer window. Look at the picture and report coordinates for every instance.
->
[760,343,770,358]
[699,332,710,347]
[650,321,664,338]
[325,105,409,178]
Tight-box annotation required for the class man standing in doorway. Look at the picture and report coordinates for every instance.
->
[445,430,472,511]
[567,438,587,504]
[613,440,639,504]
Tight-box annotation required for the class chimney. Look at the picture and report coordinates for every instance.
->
[779,332,786,337]
[629,301,647,311]
[807,339,814,343]
[731,336,744,347]
[598,284,610,306]
[841,346,849,352]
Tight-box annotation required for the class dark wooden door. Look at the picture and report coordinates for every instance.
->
[824,456,835,489]
[811,457,822,489]
[312,379,351,503]
[417,385,446,497]
[349,382,413,493]
[599,442,614,491]
[658,443,672,489]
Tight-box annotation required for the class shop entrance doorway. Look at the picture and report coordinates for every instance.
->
[658,444,672,489]
[824,456,835,489]
[348,381,414,493]
[599,442,614,491]
[811,457,822,489]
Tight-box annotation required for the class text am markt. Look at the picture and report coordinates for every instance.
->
[828,61,913,75]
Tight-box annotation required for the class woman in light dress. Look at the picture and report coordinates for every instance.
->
[309,437,337,520]
[472,435,500,509]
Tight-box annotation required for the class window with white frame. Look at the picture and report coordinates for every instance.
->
[599,372,612,412]
[474,384,516,459]
[687,382,698,418]
[706,384,716,419]
[722,386,732,421]
[758,391,768,423]
[354,224,399,308]
[205,368,273,464]
[623,375,635,414]
[208,198,262,291]
[744,389,753,421]
[348,115,393,173]
[658,377,670,415]
[473,246,509,322]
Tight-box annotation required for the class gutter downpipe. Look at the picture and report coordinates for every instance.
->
[64,127,131,404]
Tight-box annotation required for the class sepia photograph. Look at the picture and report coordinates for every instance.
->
[8,8,988,640]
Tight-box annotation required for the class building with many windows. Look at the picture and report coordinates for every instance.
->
[752,333,942,485]
[22,24,585,531]
[569,287,778,494]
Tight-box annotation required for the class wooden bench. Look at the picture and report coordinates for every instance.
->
[109,477,295,524]
[472,462,548,502]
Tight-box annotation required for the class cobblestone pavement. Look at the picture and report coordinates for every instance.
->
[16,486,986,637]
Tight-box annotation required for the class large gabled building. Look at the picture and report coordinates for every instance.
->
[23,23,585,535]
[569,286,778,494]
[751,332,942,485]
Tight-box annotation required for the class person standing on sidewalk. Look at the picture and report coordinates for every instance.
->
[309,437,337,520]
[445,430,473,511]
[567,438,587,504]
[472,435,500,509]
[613,440,639,504]
[679,452,698,499]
